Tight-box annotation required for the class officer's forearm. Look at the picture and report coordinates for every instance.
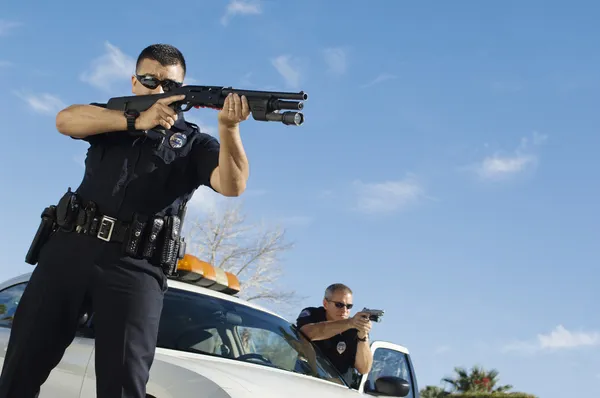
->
[300,319,352,341]
[217,124,249,196]
[56,105,127,138]
[354,340,373,375]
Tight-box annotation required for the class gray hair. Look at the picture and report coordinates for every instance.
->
[324,283,353,300]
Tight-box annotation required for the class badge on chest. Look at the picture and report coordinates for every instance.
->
[169,132,188,149]
[336,341,346,354]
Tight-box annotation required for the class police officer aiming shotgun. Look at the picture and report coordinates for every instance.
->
[0,43,258,398]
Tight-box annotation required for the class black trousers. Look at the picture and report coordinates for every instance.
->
[0,229,167,398]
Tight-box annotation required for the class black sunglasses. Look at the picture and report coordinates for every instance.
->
[136,74,183,92]
[328,300,353,310]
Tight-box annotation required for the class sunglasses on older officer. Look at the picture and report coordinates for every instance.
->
[136,74,183,92]
[328,300,353,310]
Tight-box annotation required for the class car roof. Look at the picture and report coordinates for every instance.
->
[166,278,288,320]
[0,271,288,323]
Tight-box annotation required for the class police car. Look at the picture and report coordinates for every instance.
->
[0,254,419,398]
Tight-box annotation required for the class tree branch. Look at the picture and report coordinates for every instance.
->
[183,201,301,308]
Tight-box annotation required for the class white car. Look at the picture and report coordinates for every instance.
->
[0,254,420,398]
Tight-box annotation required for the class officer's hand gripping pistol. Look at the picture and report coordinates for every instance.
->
[361,308,385,323]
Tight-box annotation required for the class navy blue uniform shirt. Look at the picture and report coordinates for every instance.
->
[296,306,359,382]
[73,103,220,222]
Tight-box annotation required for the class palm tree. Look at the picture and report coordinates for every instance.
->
[442,365,513,393]
[420,385,449,398]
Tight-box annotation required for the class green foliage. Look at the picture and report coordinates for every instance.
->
[420,385,447,398]
[419,389,537,398]
[420,364,536,398]
[450,394,536,398]
[442,365,512,393]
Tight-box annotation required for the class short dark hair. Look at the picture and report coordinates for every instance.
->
[324,283,353,299]
[136,44,186,76]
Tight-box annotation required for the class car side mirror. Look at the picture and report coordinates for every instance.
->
[365,376,410,397]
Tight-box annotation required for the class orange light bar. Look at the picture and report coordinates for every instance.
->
[174,254,241,295]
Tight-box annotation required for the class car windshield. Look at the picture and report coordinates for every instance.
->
[156,287,348,385]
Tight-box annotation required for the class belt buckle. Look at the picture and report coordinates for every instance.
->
[97,216,116,242]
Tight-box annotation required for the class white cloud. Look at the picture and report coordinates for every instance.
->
[477,154,536,179]
[503,325,600,354]
[538,325,600,349]
[221,0,262,26]
[361,73,397,88]
[187,186,226,215]
[13,91,66,116]
[323,47,348,76]
[80,41,135,92]
[0,20,21,36]
[271,55,302,89]
[186,187,269,216]
[474,132,547,181]
[352,175,425,214]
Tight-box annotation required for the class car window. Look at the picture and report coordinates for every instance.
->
[185,327,225,355]
[156,287,347,385]
[365,347,415,398]
[236,326,300,370]
[0,282,27,328]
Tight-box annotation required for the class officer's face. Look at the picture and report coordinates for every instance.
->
[323,291,353,321]
[131,58,185,96]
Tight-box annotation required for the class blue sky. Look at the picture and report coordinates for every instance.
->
[1,0,599,396]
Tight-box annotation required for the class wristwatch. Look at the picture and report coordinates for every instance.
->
[124,109,140,132]
[357,335,368,342]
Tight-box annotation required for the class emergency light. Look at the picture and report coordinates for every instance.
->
[173,253,241,296]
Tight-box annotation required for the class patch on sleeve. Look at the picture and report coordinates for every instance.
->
[299,308,311,317]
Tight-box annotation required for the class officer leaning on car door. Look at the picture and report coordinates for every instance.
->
[296,283,374,385]
[0,43,251,398]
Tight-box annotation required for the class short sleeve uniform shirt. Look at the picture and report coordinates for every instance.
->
[73,103,220,222]
[296,306,359,382]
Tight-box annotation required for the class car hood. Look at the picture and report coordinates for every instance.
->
[152,348,358,398]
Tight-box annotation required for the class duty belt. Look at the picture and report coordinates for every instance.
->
[77,213,129,243]
[54,188,186,276]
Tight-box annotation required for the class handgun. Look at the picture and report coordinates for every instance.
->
[25,205,57,265]
[361,308,385,323]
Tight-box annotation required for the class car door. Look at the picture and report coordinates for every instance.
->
[0,275,95,397]
[357,341,419,398]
